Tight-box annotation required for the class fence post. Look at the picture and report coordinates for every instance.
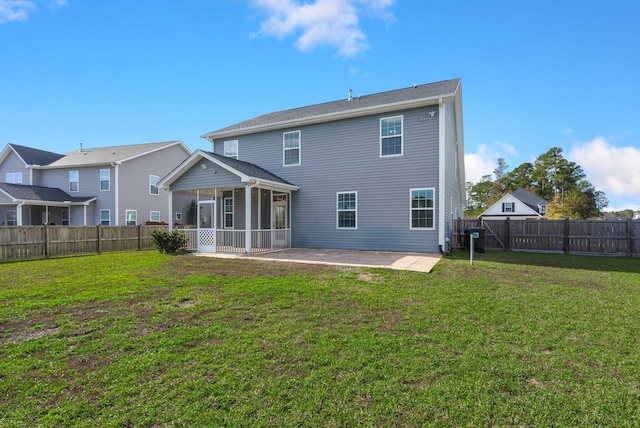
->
[138,225,142,250]
[505,217,511,251]
[564,218,570,254]
[44,224,49,258]
[627,219,633,257]
[97,225,102,254]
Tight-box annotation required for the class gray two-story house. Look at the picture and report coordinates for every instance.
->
[160,79,466,254]
[0,141,191,226]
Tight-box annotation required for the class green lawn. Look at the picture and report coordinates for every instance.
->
[1,250,639,427]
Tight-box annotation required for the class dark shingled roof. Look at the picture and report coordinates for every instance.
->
[512,188,549,211]
[203,79,461,138]
[206,152,295,186]
[0,182,95,203]
[10,144,64,166]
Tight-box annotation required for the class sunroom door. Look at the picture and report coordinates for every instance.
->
[198,200,216,252]
[272,194,288,248]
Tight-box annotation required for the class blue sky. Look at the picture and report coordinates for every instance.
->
[1,0,639,210]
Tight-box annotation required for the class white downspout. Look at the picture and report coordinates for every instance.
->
[168,191,173,232]
[438,98,446,252]
[112,162,119,225]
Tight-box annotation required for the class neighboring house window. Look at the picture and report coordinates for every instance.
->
[539,204,547,214]
[410,188,435,229]
[150,211,160,222]
[61,210,69,226]
[5,210,17,226]
[100,210,110,226]
[224,197,233,228]
[69,171,79,192]
[125,210,137,226]
[337,192,357,229]
[100,169,110,191]
[224,140,238,159]
[175,212,182,221]
[380,115,403,157]
[6,172,22,183]
[502,202,515,213]
[149,175,159,195]
[283,131,301,166]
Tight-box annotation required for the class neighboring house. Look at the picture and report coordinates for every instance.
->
[0,142,191,226]
[159,79,466,254]
[479,188,549,220]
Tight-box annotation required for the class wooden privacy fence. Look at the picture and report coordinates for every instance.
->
[0,225,168,262]
[454,219,640,257]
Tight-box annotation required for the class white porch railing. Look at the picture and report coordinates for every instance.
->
[177,228,290,254]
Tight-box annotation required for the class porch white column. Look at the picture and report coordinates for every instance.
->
[245,185,252,253]
[168,190,173,231]
[17,203,24,226]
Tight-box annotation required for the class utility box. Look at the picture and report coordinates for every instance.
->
[464,227,486,253]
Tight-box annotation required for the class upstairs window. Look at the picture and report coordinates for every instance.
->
[149,175,159,195]
[337,192,357,229]
[502,202,515,213]
[100,169,110,191]
[539,204,547,214]
[283,131,301,166]
[380,116,403,157]
[224,140,238,159]
[6,172,22,184]
[410,188,434,229]
[69,171,79,192]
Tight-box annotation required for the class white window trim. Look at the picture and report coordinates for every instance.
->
[223,196,233,229]
[100,209,111,226]
[69,170,79,192]
[99,169,110,191]
[336,191,357,230]
[380,115,403,157]
[224,140,238,159]
[409,188,435,230]
[5,210,17,226]
[125,210,137,226]
[149,175,159,195]
[150,211,160,222]
[175,212,182,221]
[283,130,301,166]
[502,202,515,213]
[6,172,22,184]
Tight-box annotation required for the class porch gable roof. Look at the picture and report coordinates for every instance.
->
[0,182,97,206]
[158,150,299,192]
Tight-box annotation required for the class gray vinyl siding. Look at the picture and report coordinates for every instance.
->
[212,105,442,252]
[0,152,29,184]
[117,145,189,225]
[443,101,463,247]
[171,159,243,191]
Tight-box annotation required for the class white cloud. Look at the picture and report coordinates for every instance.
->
[0,0,36,23]
[569,137,640,198]
[249,0,395,58]
[464,144,498,184]
[0,0,66,23]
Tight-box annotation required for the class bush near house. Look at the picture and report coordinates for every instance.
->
[150,228,187,254]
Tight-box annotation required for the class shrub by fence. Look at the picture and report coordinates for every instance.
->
[0,225,168,262]
[454,218,640,257]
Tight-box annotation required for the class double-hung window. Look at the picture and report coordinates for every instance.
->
[224,140,238,159]
[100,210,110,226]
[223,197,233,228]
[150,211,160,222]
[100,169,110,191]
[69,171,79,192]
[502,202,515,213]
[5,210,17,226]
[283,131,301,166]
[337,192,357,229]
[410,188,434,229]
[6,172,22,183]
[149,175,159,195]
[380,116,403,157]
[125,210,137,226]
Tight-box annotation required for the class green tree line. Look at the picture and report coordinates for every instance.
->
[465,147,609,219]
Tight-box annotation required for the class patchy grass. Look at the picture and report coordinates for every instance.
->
[1,250,639,426]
